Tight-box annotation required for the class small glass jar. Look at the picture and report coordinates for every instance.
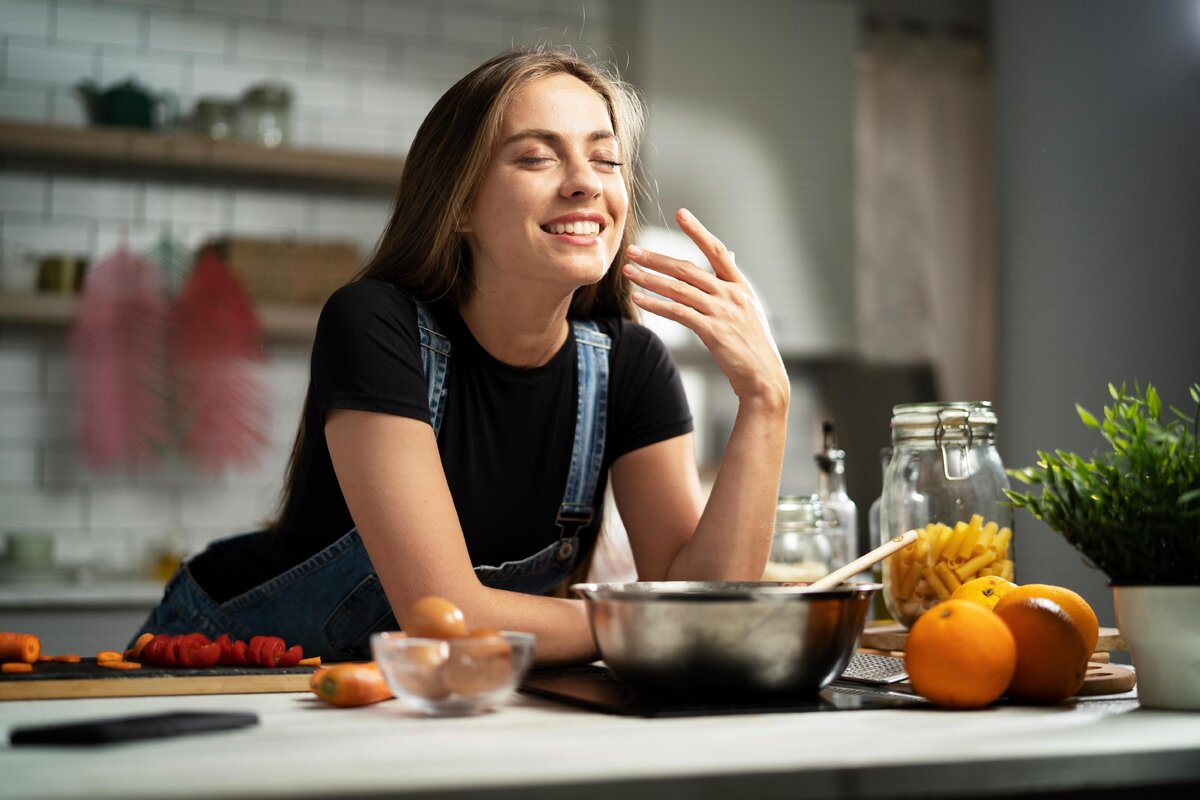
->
[237,83,292,149]
[761,494,836,583]
[191,98,238,141]
[880,402,1014,627]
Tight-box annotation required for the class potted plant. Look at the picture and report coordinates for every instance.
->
[1006,382,1200,710]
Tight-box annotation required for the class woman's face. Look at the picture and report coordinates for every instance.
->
[463,73,629,296]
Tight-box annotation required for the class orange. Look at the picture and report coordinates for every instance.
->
[950,576,1018,610]
[905,599,1017,709]
[995,584,1099,655]
[994,597,1090,704]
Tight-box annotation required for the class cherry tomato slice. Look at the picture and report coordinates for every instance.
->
[248,636,267,666]
[276,644,303,669]
[141,634,171,665]
[163,636,183,668]
[258,637,285,668]
[191,641,222,668]
[177,633,210,668]
[230,639,249,666]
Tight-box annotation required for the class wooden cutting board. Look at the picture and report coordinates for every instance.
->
[0,658,317,701]
[861,623,1127,653]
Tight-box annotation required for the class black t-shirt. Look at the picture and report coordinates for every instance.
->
[193,279,692,601]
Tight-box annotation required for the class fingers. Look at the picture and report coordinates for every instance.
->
[676,208,742,283]
[622,262,717,316]
[625,244,720,294]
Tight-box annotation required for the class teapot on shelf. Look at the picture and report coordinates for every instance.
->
[76,77,179,130]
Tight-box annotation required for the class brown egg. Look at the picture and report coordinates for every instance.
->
[402,596,468,638]
[441,635,514,696]
[391,640,449,700]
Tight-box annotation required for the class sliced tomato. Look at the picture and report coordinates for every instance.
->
[192,641,222,668]
[229,639,249,666]
[258,637,285,668]
[276,644,303,669]
[177,633,210,668]
[248,636,267,666]
[140,634,172,665]
[163,636,183,667]
[214,634,234,664]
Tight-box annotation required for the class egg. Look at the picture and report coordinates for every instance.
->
[402,595,468,638]
[390,640,450,700]
[442,633,514,696]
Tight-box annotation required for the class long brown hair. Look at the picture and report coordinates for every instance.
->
[361,47,645,317]
[271,48,645,532]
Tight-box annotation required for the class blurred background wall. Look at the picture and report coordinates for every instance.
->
[0,0,1197,632]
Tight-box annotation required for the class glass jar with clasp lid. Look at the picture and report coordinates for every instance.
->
[879,402,1014,627]
[761,494,836,584]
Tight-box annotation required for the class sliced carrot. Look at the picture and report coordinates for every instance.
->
[298,656,322,667]
[0,633,41,664]
[2,662,34,673]
[130,632,155,660]
[98,660,142,670]
[96,651,124,663]
[52,654,81,663]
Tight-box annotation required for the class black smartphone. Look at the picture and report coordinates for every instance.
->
[9,711,258,746]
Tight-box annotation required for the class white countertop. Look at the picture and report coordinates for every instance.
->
[2,685,1198,800]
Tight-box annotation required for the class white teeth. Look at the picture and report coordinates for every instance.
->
[546,221,601,236]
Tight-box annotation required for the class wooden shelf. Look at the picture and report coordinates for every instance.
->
[0,292,319,342]
[0,120,404,192]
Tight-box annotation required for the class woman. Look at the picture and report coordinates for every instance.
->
[136,49,789,665]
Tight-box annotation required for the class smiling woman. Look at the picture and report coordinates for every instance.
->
[131,48,790,667]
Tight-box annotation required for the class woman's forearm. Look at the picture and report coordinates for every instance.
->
[666,391,788,581]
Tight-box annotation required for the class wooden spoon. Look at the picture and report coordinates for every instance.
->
[803,529,919,591]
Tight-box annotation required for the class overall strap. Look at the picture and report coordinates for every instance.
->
[415,302,452,437]
[554,319,612,562]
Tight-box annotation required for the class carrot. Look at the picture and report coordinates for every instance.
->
[299,656,322,667]
[0,633,41,664]
[309,667,328,693]
[312,662,393,707]
[52,654,81,663]
[130,633,155,660]
[98,661,142,670]
[2,662,34,673]
[96,651,123,663]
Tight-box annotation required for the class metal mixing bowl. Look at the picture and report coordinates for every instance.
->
[571,581,880,698]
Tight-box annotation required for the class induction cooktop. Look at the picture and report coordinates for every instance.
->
[519,664,928,718]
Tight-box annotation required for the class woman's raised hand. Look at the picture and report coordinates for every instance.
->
[624,209,789,408]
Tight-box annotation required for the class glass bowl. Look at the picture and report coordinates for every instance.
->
[371,631,536,716]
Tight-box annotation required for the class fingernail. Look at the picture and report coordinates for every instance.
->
[678,208,693,221]
[627,244,643,256]
[623,263,639,275]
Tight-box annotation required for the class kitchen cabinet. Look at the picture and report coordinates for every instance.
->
[1,687,1198,798]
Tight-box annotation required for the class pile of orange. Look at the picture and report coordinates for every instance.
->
[904,577,1099,709]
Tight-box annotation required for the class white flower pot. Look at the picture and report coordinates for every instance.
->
[1113,585,1200,711]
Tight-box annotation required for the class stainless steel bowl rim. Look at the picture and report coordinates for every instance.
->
[571,581,883,601]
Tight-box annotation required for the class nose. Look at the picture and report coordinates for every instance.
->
[559,155,603,199]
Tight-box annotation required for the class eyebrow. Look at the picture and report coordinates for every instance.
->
[502,128,616,147]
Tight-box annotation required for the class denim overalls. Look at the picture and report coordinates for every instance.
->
[133,304,611,659]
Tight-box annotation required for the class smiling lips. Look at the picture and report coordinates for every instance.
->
[540,215,604,239]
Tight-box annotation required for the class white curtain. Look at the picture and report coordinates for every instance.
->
[855,29,996,403]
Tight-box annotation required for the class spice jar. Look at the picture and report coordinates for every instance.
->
[879,402,1014,627]
[236,83,292,149]
[761,494,836,583]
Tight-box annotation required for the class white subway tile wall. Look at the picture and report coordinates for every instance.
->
[0,0,613,574]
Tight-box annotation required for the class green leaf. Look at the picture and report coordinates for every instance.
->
[1147,385,1161,420]
[1077,404,1100,429]
[1180,488,1200,506]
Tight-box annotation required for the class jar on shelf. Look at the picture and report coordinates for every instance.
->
[879,402,1014,627]
[237,83,292,149]
[761,494,836,583]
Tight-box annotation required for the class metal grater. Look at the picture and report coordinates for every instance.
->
[838,652,909,685]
